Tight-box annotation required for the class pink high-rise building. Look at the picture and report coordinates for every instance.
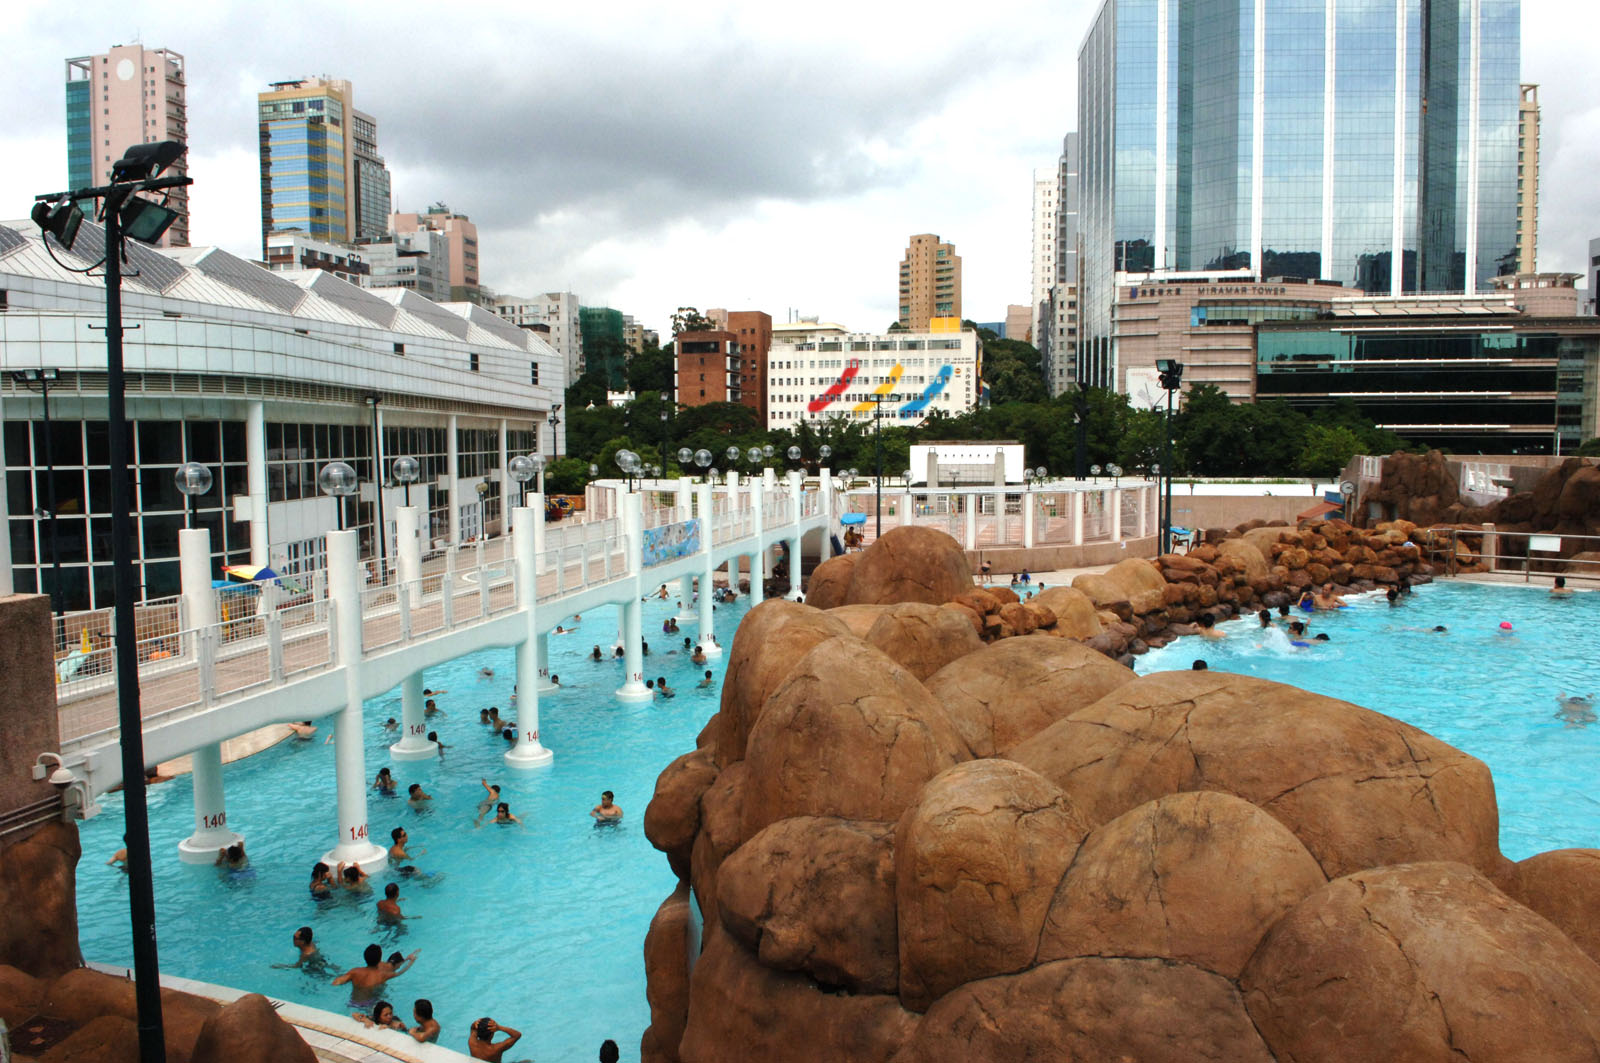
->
[389,205,480,298]
[66,44,189,247]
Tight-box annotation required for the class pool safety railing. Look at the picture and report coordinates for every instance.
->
[840,480,1159,551]
[1432,526,1600,582]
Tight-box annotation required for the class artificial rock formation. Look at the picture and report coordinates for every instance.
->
[640,530,1600,1061]
[840,525,975,607]
[190,994,316,1063]
[0,820,83,978]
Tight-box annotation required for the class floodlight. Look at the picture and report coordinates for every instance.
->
[111,140,186,182]
[31,200,84,251]
[119,197,181,244]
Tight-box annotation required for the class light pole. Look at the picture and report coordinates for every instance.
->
[318,462,358,532]
[392,456,419,508]
[11,368,63,613]
[1073,386,1088,480]
[659,392,672,474]
[548,403,562,461]
[365,395,385,574]
[818,443,832,475]
[693,448,712,481]
[869,392,888,537]
[31,139,191,1061]
[615,449,642,491]
[1155,358,1184,554]
[173,462,212,531]
[508,455,538,511]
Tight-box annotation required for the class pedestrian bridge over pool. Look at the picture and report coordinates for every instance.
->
[52,470,833,870]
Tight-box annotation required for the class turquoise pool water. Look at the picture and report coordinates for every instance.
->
[76,590,749,1063]
[1138,581,1598,861]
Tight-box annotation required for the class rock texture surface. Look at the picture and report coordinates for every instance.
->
[190,993,316,1063]
[0,820,83,978]
[845,526,974,607]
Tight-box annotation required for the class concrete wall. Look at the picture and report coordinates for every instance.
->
[0,593,59,816]
[1167,494,1320,529]
[971,535,1159,574]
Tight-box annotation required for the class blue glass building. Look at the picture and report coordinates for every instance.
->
[1077,0,1521,389]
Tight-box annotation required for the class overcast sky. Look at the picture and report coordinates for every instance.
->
[2,0,1596,338]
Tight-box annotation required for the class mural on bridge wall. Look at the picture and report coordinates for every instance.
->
[806,361,956,420]
[643,518,702,567]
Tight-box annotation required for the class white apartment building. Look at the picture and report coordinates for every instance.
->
[360,229,450,302]
[494,292,583,379]
[1031,172,1057,352]
[765,327,981,429]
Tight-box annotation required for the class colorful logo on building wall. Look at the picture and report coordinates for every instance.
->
[806,362,955,420]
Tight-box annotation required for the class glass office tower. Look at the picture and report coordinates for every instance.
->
[1077,0,1520,389]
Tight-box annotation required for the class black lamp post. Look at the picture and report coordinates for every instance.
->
[549,403,562,461]
[1155,358,1184,554]
[364,396,386,574]
[659,392,673,473]
[31,139,191,1063]
[392,456,419,508]
[1073,385,1089,480]
[869,392,888,537]
[10,368,62,613]
[693,448,712,482]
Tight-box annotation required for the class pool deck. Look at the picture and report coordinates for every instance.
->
[85,961,477,1063]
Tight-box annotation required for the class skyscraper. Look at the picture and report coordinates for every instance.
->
[1043,133,1082,395]
[1076,0,1520,389]
[389,205,480,300]
[66,45,189,246]
[897,234,962,329]
[257,77,390,255]
[1516,83,1539,274]
[1031,173,1057,350]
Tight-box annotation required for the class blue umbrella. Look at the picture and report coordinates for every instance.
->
[839,512,867,526]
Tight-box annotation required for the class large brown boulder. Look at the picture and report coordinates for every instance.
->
[1241,525,1288,559]
[679,926,916,1063]
[642,885,693,1063]
[1556,464,1600,522]
[923,637,1135,757]
[1032,586,1102,639]
[0,964,45,1027]
[41,968,222,1063]
[804,553,857,609]
[0,820,83,978]
[1216,538,1269,581]
[190,993,315,1063]
[36,1015,140,1063]
[1242,862,1600,1062]
[690,761,749,930]
[895,760,1090,1010]
[845,526,973,607]
[1007,670,1502,878]
[645,748,720,877]
[741,636,969,838]
[712,600,851,766]
[1104,558,1167,613]
[1069,571,1131,616]
[1498,849,1600,966]
[897,957,1274,1063]
[827,603,894,638]
[1038,791,1327,978]
[718,817,898,994]
[864,602,983,681]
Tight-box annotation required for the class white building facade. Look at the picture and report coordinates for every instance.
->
[493,292,583,379]
[1030,172,1057,354]
[0,219,563,610]
[765,327,980,429]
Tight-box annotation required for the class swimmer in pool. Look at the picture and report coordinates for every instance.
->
[389,827,422,862]
[373,768,396,794]
[288,720,318,740]
[1257,610,1272,628]
[469,1018,522,1062]
[698,669,714,688]
[479,708,492,726]
[479,666,494,679]
[215,842,249,870]
[377,882,415,924]
[549,674,561,688]
[354,999,409,1031]
[335,945,418,1007]
[107,848,129,871]
[475,780,502,820]
[382,717,399,732]
[1297,590,1316,613]
[691,645,707,665]
[592,645,604,661]
[1287,621,1312,648]
[407,783,433,809]
[614,646,624,659]
[428,731,447,760]
[1551,576,1574,598]
[1192,660,1209,670]
[340,863,372,893]
[657,676,676,698]
[1314,583,1347,610]
[1555,693,1597,726]
[424,699,446,719]
[1197,613,1226,639]
[309,862,335,898]
[486,706,507,730]
[272,926,327,971]
[483,801,522,827]
[591,790,623,823]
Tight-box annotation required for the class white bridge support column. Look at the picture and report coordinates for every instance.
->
[537,632,556,692]
[696,481,721,657]
[530,489,546,574]
[819,468,835,559]
[323,529,387,872]
[617,491,651,701]
[1024,489,1037,550]
[786,471,804,599]
[391,506,435,761]
[246,400,269,568]
[748,477,765,601]
[508,506,554,768]
[177,528,243,863]
[1111,487,1123,541]
[1070,490,1084,546]
[965,493,978,550]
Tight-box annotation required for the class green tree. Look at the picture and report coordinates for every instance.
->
[543,457,593,495]
[1576,437,1600,457]
[671,307,717,335]
[626,344,673,395]
[1298,424,1367,478]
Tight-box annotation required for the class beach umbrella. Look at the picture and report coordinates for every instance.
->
[222,564,280,584]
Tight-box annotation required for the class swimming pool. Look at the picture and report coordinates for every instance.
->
[1138,581,1598,861]
[76,590,750,1063]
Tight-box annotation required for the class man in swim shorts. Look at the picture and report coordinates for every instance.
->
[333,944,418,1005]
